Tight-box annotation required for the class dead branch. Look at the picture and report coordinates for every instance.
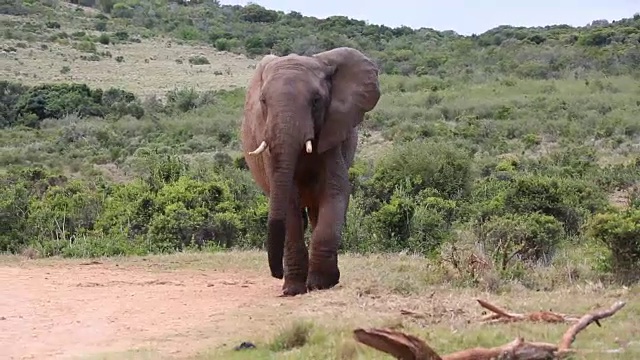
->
[558,301,627,352]
[353,328,442,360]
[354,301,626,360]
[476,298,579,324]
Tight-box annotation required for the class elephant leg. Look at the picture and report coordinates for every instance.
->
[307,149,349,291]
[282,195,309,296]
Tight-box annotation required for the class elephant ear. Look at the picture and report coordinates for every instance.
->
[313,47,381,154]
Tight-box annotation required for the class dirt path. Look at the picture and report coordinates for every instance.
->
[0,261,287,360]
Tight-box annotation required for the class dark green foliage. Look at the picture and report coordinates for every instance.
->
[97,33,110,44]
[361,140,474,205]
[0,81,28,128]
[1,81,144,128]
[0,154,266,255]
[14,83,106,126]
[477,213,564,272]
[587,209,640,283]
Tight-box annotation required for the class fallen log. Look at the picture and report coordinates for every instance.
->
[354,301,626,360]
[476,298,580,324]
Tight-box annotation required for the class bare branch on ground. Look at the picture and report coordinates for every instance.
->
[355,301,626,360]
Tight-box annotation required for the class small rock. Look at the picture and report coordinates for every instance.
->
[234,341,256,351]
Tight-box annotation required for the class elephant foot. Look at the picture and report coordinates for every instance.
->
[306,268,340,291]
[281,280,308,297]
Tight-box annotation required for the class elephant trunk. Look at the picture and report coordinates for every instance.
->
[265,113,310,279]
[266,153,294,279]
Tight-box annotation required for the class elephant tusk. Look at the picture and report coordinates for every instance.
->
[249,140,267,155]
[305,140,312,153]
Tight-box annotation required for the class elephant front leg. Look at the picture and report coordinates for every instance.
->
[307,157,350,291]
[282,197,309,296]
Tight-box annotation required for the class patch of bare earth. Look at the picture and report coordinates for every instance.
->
[608,184,638,210]
[0,258,285,359]
[357,129,393,160]
[0,38,257,98]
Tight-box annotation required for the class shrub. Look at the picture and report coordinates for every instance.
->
[343,185,457,255]
[97,33,110,45]
[0,179,30,252]
[467,174,608,237]
[477,213,565,272]
[73,40,96,52]
[0,81,28,128]
[359,140,474,212]
[4,82,144,127]
[26,180,104,256]
[586,209,640,283]
[14,83,105,125]
[188,55,210,65]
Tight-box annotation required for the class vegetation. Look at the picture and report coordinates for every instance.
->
[3,1,640,78]
[1,0,639,292]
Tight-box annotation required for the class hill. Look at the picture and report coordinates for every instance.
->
[3,1,640,80]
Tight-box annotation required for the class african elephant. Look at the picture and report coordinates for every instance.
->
[240,47,381,296]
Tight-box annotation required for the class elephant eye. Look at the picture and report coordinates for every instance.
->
[311,94,322,109]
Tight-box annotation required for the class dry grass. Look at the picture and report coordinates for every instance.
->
[0,37,257,98]
[2,250,638,359]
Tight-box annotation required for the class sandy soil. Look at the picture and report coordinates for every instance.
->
[0,261,287,360]
[0,39,257,98]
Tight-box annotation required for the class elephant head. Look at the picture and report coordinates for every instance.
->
[245,47,380,279]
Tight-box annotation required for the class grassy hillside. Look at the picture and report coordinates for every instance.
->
[3,1,640,79]
[1,0,639,289]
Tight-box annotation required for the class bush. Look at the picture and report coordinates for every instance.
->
[3,82,144,128]
[586,209,640,283]
[26,180,104,256]
[359,140,474,212]
[145,176,241,251]
[476,213,565,272]
[97,33,110,45]
[467,174,608,237]
[188,55,210,65]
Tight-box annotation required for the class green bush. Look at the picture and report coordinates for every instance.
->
[1,82,145,128]
[26,180,104,256]
[476,213,565,272]
[343,185,457,256]
[359,140,474,212]
[147,176,240,250]
[467,174,608,237]
[586,209,640,283]
[0,178,30,252]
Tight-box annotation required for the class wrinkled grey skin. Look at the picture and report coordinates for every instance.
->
[240,47,381,296]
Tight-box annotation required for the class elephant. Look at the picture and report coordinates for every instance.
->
[240,47,381,296]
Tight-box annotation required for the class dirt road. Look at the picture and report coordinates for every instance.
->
[0,259,290,360]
